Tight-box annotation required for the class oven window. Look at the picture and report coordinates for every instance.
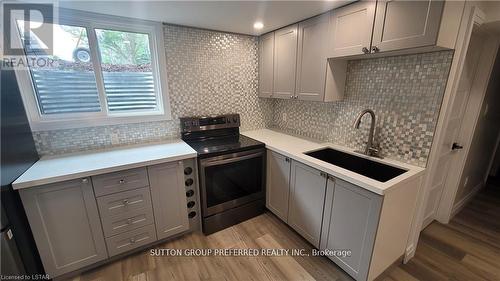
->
[204,155,263,208]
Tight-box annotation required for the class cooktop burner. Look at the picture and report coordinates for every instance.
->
[180,114,264,157]
[184,134,264,157]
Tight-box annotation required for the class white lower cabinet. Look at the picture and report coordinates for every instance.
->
[265,150,384,281]
[19,178,108,277]
[288,160,327,248]
[266,151,291,222]
[148,161,189,240]
[20,160,191,278]
[320,178,382,281]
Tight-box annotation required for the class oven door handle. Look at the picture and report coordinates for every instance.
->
[201,151,264,167]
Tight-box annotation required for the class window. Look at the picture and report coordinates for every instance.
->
[13,10,171,130]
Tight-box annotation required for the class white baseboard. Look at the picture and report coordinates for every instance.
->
[404,244,415,263]
[451,182,484,218]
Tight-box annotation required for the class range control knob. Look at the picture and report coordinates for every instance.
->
[233,116,238,123]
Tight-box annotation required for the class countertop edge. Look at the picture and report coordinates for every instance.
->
[12,151,197,190]
[242,129,426,195]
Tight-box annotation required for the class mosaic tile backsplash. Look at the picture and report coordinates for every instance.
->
[33,23,452,168]
[33,24,274,155]
[272,51,453,167]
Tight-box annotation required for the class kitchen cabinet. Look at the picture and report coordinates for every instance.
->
[330,0,446,58]
[19,178,107,277]
[148,161,189,240]
[266,151,291,222]
[288,160,327,248]
[258,32,274,98]
[296,13,344,102]
[273,24,298,99]
[320,177,382,281]
[371,0,445,53]
[18,159,192,278]
[329,1,376,57]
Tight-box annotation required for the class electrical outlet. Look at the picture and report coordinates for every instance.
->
[282,113,287,122]
[110,133,119,145]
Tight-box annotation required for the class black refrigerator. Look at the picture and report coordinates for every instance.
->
[1,66,45,275]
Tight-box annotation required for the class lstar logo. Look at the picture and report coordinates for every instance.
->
[2,3,54,56]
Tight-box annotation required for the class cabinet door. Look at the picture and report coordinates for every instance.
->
[295,13,330,101]
[288,161,327,248]
[266,151,291,222]
[19,178,107,277]
[259,32,274,98]
[148,161,189,240]
[330,1,376,58]
[273,24,298,99]
[371,0,444,53]
[321,178,382,281]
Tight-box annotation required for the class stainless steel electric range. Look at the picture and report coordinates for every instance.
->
[180,114,266,234]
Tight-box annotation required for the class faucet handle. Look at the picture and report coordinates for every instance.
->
[368,146,382,158]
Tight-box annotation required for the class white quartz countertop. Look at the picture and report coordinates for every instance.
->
[12,140,197,190]
[242,129,425,195]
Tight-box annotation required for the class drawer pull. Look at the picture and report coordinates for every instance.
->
[119,179,125,184]
[130,237,136,244]
[127,218,133,225]
[122,199,129,205]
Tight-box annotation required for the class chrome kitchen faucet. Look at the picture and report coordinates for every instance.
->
[353,109,381,158]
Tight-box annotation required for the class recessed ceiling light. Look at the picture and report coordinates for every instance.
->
[253,22,264,29]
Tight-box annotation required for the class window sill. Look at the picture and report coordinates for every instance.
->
[29,112,173,131]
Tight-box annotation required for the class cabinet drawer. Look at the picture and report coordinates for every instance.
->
[101,207,154,237]
[106,224,157,257]
[93,168,149,196]
[97,187,152,218]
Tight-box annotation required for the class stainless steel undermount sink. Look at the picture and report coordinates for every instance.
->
[304,148,407,182]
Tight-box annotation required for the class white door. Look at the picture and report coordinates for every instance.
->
[421,30,484,227]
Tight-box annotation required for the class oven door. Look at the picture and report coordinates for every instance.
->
[199,148,265,217]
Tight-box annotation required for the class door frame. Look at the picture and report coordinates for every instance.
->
[405,3,485,261]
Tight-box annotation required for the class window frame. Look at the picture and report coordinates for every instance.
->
[13,8,172,131]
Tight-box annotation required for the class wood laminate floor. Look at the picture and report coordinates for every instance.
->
[72,179,500,281]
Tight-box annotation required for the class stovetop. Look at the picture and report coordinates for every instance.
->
[183,134,264,157]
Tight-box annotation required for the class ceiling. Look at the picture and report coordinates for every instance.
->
[56,1,353,35]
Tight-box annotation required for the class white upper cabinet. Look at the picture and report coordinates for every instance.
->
[329,1,376,57]
[258,32,274,98]
[371,0,445,53]
[329,0,452,58]
[295,13,331,101]
[273,24,298,99]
